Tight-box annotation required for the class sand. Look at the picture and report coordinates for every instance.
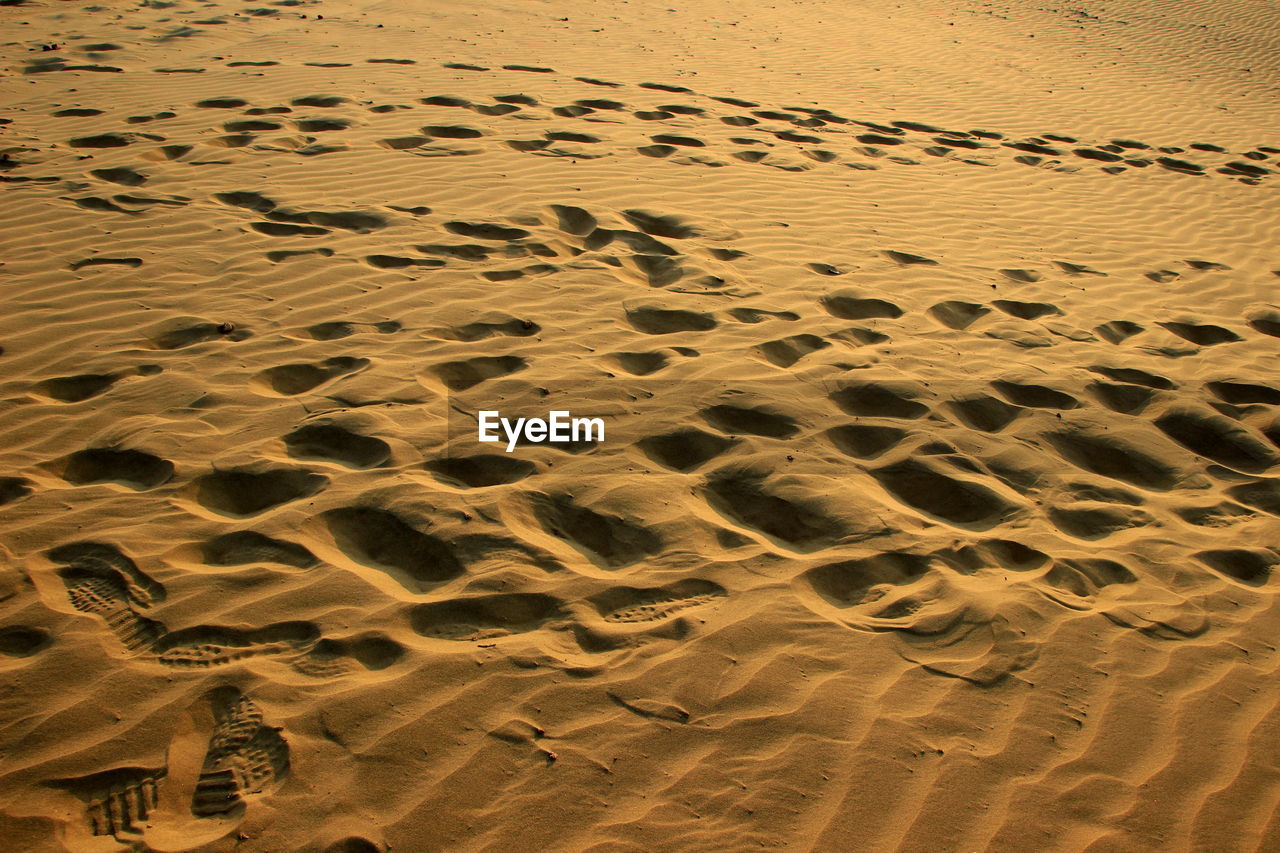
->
[1,0,1279,849]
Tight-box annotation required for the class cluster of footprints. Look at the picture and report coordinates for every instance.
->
[15,197,1279,692]
[34,68,1277,193]
[48,542,398,678]
[50,687,287,849]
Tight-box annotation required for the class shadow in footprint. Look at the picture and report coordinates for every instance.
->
[320,507,465,591]
[283,423,391,469]
[192,468,326,517]
[528,493,662,569]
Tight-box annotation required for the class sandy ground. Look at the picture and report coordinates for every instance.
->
[1,0,1279,850]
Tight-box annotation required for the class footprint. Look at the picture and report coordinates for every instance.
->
[49,766,167,841]
[422,124,485,139]
[69,256,144,271]
[650,134,703,147]
[1055,261,1106,276]
[589,579,726,623]
[821,293,903,320]
[198,531,317,570]
[826,424,907,459]
[410,593,565,640]
[990,380,1079,409]
[295,117,352,132]
[928,300,991,330]
[639,82,692,93]
[606,692,692,722]
[90,166,147,186]
[858,134,905,146]
[33,372,119,402]
[1094,320,1144,344]
[268,248,335,264]
[527,493,662,569]
[1089,365,1174,389]
[251,356,369,396]
[379,136,429,150]
[54,447,174,490]
[0,476,33,506]
[256,223,328,239]
[608,351,669,375]
[151,319,246,350]
[1048,504,1155,539]
[624,254,684,287]
[702,469,844,551]
[190,468,327,517]
[49,541,165,606]
[727,307,799,323]
[829,381,930,419]
[946,395,1022,433]
[283,423,391,469]
[1154,408,1278,473]
[636,428,736,472]
[196,98,249,109]
[800,551,936,625]
[1039,558,1137,605]
[191,688,289,819]
[1225,479,1280,516]
[625,306,716,334]
[983,324,1054,348]
[1194,549,1274,586]
[882,250,937,266]
[70,133,135,148]
[1158,321,1243,346]
[424,355,526,391]
[427,316,539,341]
[1247,309,1280,338]
[546,131,601,144]
[295,634,404,677]
[638,144,677,158]
[992,299,1060,320]
[621,210,704,240]
[0,625,49,658]
[155,622,318,670]
[871,458,1019,529]
[701,404,799,438]
[1156,156,1204,175]
[215,190,276,212]
[266,209,385,232]
[306,320,398,340]
[1045,428,1180,491]
[546,203,597,236]
[52,544,166,655]
[444,221,530,241]
[292,94,348,108]
[224,119,281,132]
[423,454,536,488]
[1205,381,1280,405]
[319,507,465,592]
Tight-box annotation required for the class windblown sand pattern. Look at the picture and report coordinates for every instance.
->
[1,0,1279,849]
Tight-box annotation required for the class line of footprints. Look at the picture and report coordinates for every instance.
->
[5,65,1276,206]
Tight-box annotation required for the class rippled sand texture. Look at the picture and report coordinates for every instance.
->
[1,0,1279,850]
